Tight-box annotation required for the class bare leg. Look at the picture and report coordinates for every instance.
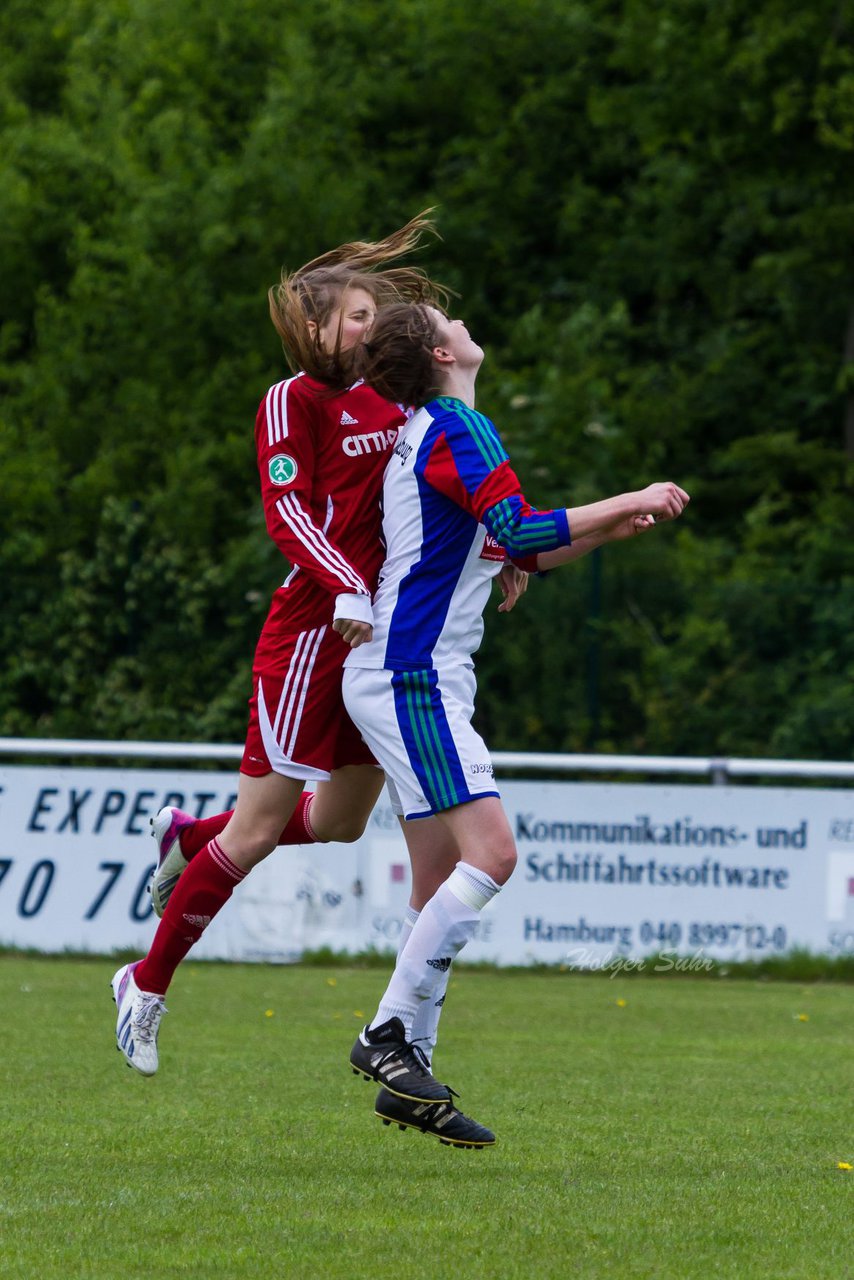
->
[166,765,385,870]
[310,765,385,842]
[401,815,460,909]
[217,772,306,870]
[433,795,516,884]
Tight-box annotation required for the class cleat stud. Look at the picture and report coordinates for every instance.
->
[397,1124,406,1131]
[352,1068,358,1075]
[362,1074,370,1081]
[381,1119,391,1127]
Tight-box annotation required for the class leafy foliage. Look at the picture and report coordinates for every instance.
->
[1,0,851,756]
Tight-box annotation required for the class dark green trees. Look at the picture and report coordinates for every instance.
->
[1,0,851,755]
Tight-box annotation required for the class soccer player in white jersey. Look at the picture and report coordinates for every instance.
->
[343,302,689,1125]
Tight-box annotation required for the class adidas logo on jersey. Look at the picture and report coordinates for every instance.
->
[426,957,452,972]
[340,410,359,425]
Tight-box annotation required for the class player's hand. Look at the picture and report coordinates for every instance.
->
[607,513,658,541]
[332,618,373,648]
[497,563,529,613]
[634,482,690,521]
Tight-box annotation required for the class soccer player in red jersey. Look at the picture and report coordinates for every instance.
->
[111,215,514,1145]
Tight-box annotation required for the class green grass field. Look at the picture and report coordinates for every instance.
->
[1,958,851,1280]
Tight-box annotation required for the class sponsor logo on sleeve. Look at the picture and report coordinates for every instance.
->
[479,533,507,562]
[269,454,298,485]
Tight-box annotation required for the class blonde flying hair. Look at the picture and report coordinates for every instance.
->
[268,210,448,389]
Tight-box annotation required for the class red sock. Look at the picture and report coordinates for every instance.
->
[282,792,318,844]
[135,838,246,995]
[179,811,233,859]
[178,792,318,861]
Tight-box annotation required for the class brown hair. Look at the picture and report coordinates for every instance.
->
[356,302,445,408]
[268,211,447,388]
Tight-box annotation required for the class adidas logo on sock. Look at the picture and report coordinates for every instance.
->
[426,957,452,972]
[340,410,359,425]
[183,913,212,929]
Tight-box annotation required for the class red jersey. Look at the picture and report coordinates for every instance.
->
[254,374,404,650]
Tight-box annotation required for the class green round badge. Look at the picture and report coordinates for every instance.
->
[269,454,298,486]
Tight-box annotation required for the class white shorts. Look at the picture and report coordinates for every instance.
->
[343,664,500,820]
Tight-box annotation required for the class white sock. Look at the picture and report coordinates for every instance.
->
[370,862,500,1037]
[398,905,446,1064]
[396,905,420,960]
[409,968,450,1066]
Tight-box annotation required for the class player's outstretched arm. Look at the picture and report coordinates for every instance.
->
[536,485,689,571]
[562,482,689,541]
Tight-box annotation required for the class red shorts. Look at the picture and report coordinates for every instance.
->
[241,624,376,780]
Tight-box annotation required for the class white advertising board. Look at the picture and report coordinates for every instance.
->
[0,766,852,966]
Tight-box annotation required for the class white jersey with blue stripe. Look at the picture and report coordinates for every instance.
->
[345,396,571,673]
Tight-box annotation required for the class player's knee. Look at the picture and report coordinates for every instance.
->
[312,814,367,844]
[489,843,517,886]
[233,828,280,869]
[458,840,516,887]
